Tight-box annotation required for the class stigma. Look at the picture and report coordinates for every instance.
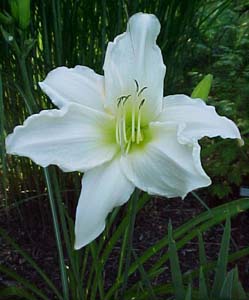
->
[115,81,147,154]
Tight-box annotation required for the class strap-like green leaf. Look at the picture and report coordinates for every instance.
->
[211,217,231,297]
[106,198,249,300]
[185,283,192,300]
[232,266,247,300]
[198,232,207,267]
[0,286,38,300]
[199,267,209,300]
[219,269,234,299]
[131,248,157,300]
[0,227,63,300]
[168,220,185,300]
[0,265,49,300]
[124,247,249,300]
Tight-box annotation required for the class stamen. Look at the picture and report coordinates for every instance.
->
[136,99,145,144]
[115,87,147,153]
[115,97,123,145]
[115,121,120,144]
[138,86,148,97]
[123,95,131,104]
[134,79,139,93]
[116,95,131,148]
[117,97,123,107]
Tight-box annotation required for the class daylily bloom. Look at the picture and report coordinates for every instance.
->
[6,13,241,249]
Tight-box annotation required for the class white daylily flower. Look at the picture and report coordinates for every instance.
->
[6,13,241,249]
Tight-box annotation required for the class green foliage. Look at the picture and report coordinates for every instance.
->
[105,197,249,299]
[9,0,31,29]
[184,1,249,199]
[167,218,247,300]
[1,197,249,300]
[168,220,185,299]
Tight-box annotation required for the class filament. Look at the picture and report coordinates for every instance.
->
[136,109,141,144]
[131,100,136,142]
[122,104,128,143]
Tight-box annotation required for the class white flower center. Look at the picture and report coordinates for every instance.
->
[115,80,147,154]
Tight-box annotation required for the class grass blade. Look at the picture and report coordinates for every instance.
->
[185,283,192,300]
[120,188,139,299]
[232,266,247,300]
[198,231,207,267]
[124,247,249,300]
[0,265,49,300]
[219,269,234,299]
[44,169,69,300]
[0,227,63,300]
[168,220,185,300]
[211,217,231,297]
[105,198,249,299]
[199,267,209,300]
[132,248,157,300]
[0,286,38,300]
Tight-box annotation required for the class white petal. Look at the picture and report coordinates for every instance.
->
[121,123,211,198]
[158,94,241,143]
[6,104,117,172]
[74,158,134,249]
[103,13,166,121]
[39,66,105,111]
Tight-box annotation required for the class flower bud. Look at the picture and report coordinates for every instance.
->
[191,74,213,101]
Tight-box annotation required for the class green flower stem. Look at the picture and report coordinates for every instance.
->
[89,209,121,300]
[120,188,139,299]
[44,169,69,300]
[89,243,104,300]
[15,43,69,300]
[51,170,84,300]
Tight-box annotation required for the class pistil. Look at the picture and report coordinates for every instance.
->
[122,104,128,143]
[136,99,145,144]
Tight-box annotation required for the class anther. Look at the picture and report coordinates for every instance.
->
[138,86,148,97]
[117,97,123,107]
[139,98,145,109]
[123,95,131,105]
[134,79,139,93]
